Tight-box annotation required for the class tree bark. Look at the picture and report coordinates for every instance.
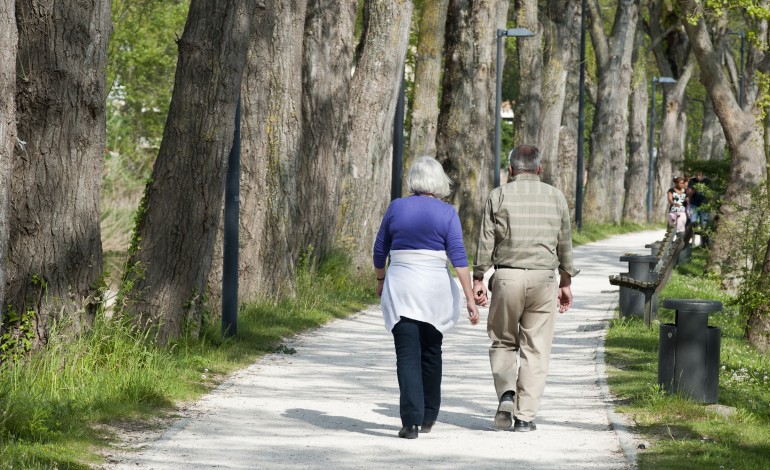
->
[208,0,305,306]
[513,0,542,148]
[623,28,648,224]
[746,237,770,353]
[0,2,16,329]
[680,0,767,276]
[122,0,255,343]
[437,0,508,245]
[295,0,357,262]
[407,0,449,164]
[698,95,726,160]
[335,0,413,270]
[7,0,110,343]
[583,0,638,224]
[537,0,580,188]
[557,33,580,218]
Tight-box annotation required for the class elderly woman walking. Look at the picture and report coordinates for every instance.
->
[373,156,480,440]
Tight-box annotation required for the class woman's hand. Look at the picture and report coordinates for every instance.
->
[466,301,480,325]
[376,280,384,297]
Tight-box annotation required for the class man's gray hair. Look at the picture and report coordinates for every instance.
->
[509,145,541,172]
[406,156,452,198]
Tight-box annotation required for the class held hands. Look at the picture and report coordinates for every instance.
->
[466,301,480,325]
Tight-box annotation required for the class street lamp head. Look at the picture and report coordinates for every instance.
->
[505,28,535,37]
[654,76,677,84]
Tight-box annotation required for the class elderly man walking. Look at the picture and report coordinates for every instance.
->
[473,144,579,432]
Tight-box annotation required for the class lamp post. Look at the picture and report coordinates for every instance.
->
[391,69,405,201]
[495,27,535,188]
[647,76,677,224]
[576,0,587,231]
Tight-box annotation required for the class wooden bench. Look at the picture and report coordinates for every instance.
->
[609,225,692,327]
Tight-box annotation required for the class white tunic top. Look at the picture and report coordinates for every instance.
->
[380,249,461,333]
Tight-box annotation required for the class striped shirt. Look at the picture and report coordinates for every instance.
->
[473,173,578,278]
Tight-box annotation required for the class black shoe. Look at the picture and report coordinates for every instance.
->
[513,418,536,432]
[420,421,435,433]
[398,425,419,439]
[494,390,515,430]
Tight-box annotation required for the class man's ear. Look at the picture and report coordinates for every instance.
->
[508,165,514,177]
[536,164,542,175]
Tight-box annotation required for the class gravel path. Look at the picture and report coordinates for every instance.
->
[112,230,663,469]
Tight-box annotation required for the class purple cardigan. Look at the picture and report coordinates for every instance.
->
[373,195,468,269]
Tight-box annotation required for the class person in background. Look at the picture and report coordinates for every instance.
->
[668,176,688,237]
[373,156,480,440]
[473,145,578,433]
[686,171,710,246]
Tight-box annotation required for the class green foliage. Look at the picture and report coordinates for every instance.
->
[725,186,770,320]
[107,0,190,163]
[605,249,770,469]
[0,250,376,467]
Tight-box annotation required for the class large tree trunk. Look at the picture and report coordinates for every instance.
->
[335,0,413,270]
[7,0,109,343]
[746,237,770,353]
[436,0,508,245]
[680,0,767,276]
[537,0,580,188]
[295,0,357,262]
[407,0,449,164]
[698,96,727,160]
[122,0,255,343]
[653,61,694,219]
[208,0,305,306]
[0,2,16,328]
[513,0,542,148]
[557,31,580,218]
[583,0,638,224]
[623,29,648,224]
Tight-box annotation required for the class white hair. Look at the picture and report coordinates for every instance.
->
[406,156,452,198]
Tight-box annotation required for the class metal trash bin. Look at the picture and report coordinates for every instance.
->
[645,241,661,257]
[658,299,722,404]
[618,254,658,319]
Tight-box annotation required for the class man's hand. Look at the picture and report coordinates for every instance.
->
[557,285,573,313]
[473,279,488,306]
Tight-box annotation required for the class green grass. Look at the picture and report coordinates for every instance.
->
[0,251,377,468]
[605,247,770,469]
[572,222,663,247]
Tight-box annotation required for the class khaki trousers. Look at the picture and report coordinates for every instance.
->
[487,268,557,421]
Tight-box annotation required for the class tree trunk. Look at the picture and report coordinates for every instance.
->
[557,33,580,218]
[208,0,305,306]
[653,60,694,219]
[537,0,580,188]
[583,0,638,224]
[0,2,16,329]
[7,0,110,343]
[698,96,726,160]
[746,237,770,353]
[407,0,449,164]
[122,0,255,343]
[335,0,413,270]
[623,29,648,224]
[681,0,767,276]
[513,0,542,147]
[436,0,508,245]
[295,0,357,263]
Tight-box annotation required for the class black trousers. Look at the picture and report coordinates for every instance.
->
[391,316,443,427]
